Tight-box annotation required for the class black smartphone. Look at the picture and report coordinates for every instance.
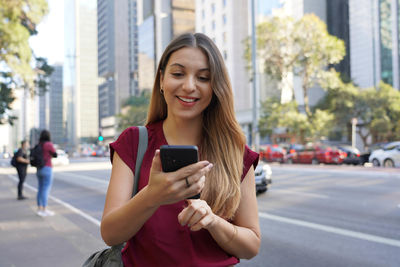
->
[160,145,200,199]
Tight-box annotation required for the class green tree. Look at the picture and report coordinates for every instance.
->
[0,0,49,123]
[117,91,150,131]
[317,80,400,148]
[245,14,345,116]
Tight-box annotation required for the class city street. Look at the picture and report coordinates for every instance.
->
[1,159,400,266]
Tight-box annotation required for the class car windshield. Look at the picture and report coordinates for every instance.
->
[383,141,400,150]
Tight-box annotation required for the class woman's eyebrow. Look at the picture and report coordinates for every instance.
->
[169,63,209,72]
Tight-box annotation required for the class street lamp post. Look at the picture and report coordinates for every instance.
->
[351,118,357,149]
[251,0,259,151]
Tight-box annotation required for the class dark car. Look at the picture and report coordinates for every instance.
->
[338,145,362,165]
[255,162,272,194]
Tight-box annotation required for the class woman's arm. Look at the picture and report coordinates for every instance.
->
[178,166,261,259]
[100,152,159,246]
[101,150,212,246]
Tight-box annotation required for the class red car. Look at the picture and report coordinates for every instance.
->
[260,145,286,163]
[285,144,346,164]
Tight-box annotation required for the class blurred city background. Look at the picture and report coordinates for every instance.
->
[0,0,400,163]
[1,0,400,266]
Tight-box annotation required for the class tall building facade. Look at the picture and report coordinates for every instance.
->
[196,0,252,138]
[137,0,195,92]
[48,65,64,145]
[97,0,138,141]
[38,64,65,146]
[349,0,400,90]
[64,0,99,152]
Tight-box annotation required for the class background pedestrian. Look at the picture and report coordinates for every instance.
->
[36,130,57,217]
[15,140,30,200]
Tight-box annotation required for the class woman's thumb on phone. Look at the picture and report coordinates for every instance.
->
[151,150,162,171]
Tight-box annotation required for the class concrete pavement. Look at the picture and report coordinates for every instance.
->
[0,170,105,267]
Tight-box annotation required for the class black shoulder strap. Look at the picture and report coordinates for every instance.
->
[132,126,148,197]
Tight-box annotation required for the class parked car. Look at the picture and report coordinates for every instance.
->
[255,162,272,194]
[52,149,70,166]
[338,145,362,165]
[369,141,400,167]
[285,144,346,164]
[359,142,389,165]
[259,145,286,163]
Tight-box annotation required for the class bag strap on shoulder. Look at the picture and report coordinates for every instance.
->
[133,126,148,197]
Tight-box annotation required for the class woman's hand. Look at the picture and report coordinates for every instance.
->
[147,150,213,206]
[178,199,218,231]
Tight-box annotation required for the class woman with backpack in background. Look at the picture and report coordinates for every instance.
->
[36,130,57,217]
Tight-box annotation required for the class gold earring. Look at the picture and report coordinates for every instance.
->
[160,87,164,95]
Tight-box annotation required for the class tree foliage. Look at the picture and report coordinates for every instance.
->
[0,0,49,123]
[259,97,334,143]
[317,80,400,148]
[245,14,345,116]
[117,91,150,131]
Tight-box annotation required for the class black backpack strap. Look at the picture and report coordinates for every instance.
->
[133,126,148,197]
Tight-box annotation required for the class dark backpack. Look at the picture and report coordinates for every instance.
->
[30,144,45,168]
[10,153,17,167]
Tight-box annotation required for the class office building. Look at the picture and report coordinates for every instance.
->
[350,0,400,90]
[137,0,195,92]
[97,0,138,141]
[64,0,99,152]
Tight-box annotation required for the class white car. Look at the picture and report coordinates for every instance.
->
[255,162,272,194]
[369,141,400,168]
[52,149,70,166]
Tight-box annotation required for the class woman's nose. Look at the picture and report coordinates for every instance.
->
[182,76,196,92]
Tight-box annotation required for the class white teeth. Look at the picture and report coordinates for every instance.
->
[178,96,197,103]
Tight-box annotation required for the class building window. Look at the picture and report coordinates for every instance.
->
[212,20,216,30]
[223,32,227,43]
[202,9,205,19]
[379,0,393,85]
[202,26,205,33]
[223,14,226,25]
[223,0,227,7]
[211,3,215,14]
[223,50,227,60]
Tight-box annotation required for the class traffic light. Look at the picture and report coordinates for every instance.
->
[98,135,104,142]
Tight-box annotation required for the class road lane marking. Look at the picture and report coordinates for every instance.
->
[271,189,329,199]
[8,175,101,227]
[55,172,109,185]
[259,212,400,248]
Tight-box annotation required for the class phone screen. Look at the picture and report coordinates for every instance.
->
[160,145,200,199]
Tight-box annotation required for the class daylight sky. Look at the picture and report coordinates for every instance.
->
[29,0,64,64]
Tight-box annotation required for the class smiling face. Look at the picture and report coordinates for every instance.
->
[160,47,213,122]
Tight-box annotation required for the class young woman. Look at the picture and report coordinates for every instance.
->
[101,33,261,266]
[36,130,57,217]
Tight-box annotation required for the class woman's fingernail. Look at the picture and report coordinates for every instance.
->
[208,163,213,169]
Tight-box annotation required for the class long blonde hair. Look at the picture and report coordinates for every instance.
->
[147,33,246,219]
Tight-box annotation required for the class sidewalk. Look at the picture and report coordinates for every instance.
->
[0,171,105,267]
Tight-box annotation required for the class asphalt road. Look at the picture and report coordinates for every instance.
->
[2,159,400,266]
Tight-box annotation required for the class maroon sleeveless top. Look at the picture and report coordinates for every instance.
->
[110,121,259,267]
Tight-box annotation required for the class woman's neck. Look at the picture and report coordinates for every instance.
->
[163,117,203,146]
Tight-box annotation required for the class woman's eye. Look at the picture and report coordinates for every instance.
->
[172,73,183,77]
[198,76,210,82]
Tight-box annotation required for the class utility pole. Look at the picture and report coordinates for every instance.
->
[251,0,259,151]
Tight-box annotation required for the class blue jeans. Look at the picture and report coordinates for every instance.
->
[36,166,53,207]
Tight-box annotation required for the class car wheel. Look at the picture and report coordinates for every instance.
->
[372,159,380,167]
[383,159,394,168]
[311,158,319,165]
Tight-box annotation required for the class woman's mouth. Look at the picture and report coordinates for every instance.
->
[176,96,199,103]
